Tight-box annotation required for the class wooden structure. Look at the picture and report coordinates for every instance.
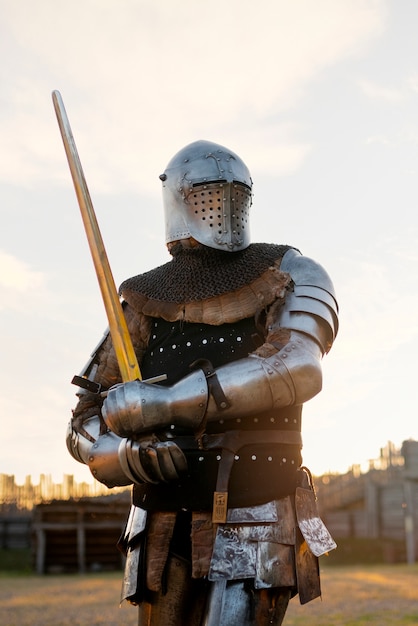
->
[316,440,418,563]
[0,473,127,513]
[0,515,31,549]
[32,494,130,574]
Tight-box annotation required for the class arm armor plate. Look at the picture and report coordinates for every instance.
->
[279,248,339,353]
[204,330,322,421]
[66,414,132,487]
[67,413,187,487]
[102,330,323,431]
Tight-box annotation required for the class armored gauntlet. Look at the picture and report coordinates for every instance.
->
[102,368,209,437]
[67,414,188,487]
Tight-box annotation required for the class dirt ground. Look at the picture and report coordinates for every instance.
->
[1,563,418,626]
[285,563,418,625]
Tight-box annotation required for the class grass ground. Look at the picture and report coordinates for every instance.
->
[1,563,418,625]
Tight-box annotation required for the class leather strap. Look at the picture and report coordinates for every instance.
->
[201,429,302,523]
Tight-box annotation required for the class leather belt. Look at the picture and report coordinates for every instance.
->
[203,429,302,523]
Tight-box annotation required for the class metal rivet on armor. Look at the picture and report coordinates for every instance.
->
[251,455,257,461]
[220,401,227,409]
[199,403,204,408]
[267,369,273,375]
[284,417,289,422]
[89,456,94,462]
[234,455,240,461]
[270,417,275,423]
[216,455,221,461]
[282,354,287,358]
[159,173,167,181]
[93,443,98,449]
[93,470,97,475]
[170,424,175,429]
[254,417,259,423]
[282,458,287,463]
[199,456,204,462]
[268,456,273,462]
[274,361,279,367]
[219,419,224,424]
[236,418,241,423]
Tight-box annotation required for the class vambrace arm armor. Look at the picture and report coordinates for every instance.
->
[66,413,132,487]
[66,413,188,487]
[102,249,339,436]
[102,330,321,436]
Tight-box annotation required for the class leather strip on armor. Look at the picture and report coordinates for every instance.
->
[191,511,216,578]
[146,511,177,592]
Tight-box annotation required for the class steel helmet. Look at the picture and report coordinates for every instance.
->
[160,140,253,251]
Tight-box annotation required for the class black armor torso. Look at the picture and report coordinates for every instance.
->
[140,317,264,384]
[134,316,302,511]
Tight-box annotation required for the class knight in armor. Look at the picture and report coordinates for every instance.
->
[67,140,339,625]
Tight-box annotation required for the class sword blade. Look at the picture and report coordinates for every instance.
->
[52,90,142,382]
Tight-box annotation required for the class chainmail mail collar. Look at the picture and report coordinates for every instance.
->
[120,243,293,302]
[119,243,296,324]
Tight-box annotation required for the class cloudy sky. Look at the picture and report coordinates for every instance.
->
[1,0,417,485]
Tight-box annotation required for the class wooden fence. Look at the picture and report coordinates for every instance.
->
[32,495,130,574]
[0,473,129,513]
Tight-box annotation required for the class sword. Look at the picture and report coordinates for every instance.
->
[52,90,142,383]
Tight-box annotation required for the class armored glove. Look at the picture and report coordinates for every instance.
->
[67,413,188,486]
[102,368,209,438]
[118,436,188,484]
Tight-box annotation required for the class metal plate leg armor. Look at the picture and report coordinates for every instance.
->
[137,571,291,626]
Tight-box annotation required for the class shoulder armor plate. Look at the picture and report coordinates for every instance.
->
[277,249,339,353]
[280,248,337,300]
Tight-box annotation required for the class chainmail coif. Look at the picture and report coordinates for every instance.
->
[119,243,296,303]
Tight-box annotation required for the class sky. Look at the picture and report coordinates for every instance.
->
[1,0,418,485]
